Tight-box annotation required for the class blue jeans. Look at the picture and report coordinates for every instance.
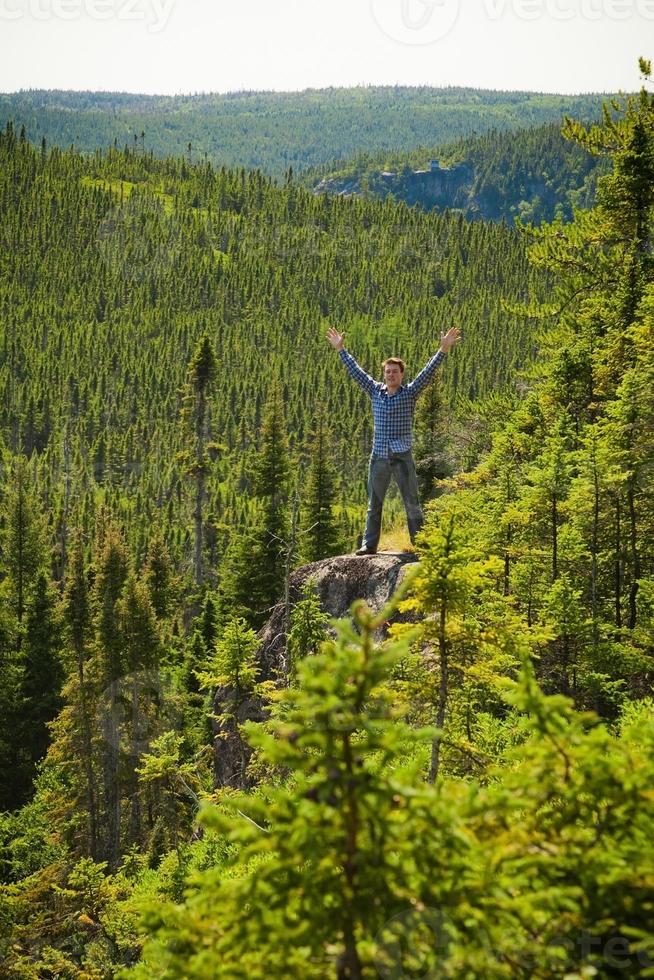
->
[363,450,424,550]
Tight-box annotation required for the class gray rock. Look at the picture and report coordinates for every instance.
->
[212,551,419,789]
[256,551,420,679]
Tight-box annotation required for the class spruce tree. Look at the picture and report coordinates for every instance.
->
[177,332,220,588]
[0,456,51,807]
[91,523,129,868]
[15,572,65,802]
[142,532,174,621]
[298,409,343,563]
[413,380,452,502]
[61,533,101,858]
[286,578,331,681]
[228,382,292,626]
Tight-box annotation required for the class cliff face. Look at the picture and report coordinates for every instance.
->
[314,163,473,213]
[312,161,556,224]
[212,552,419,788]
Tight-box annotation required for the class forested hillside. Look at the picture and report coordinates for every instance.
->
[0,120,542,577]
[309,119,611,225]
[0,86,610,178]
[0,59,653,979]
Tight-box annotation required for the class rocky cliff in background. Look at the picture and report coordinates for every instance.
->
[313,159,557,224]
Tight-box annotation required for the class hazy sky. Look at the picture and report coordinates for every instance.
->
[0,0,650,95]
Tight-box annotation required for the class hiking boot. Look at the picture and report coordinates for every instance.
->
[355,546,377,556]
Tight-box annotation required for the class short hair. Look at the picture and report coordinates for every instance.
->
[382,356,405,373]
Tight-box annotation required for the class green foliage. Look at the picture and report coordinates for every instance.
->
[285,577,331,679]
[309,118,610,227]
[298,409,343,563]
[124,586,654,979]
[0,87,609,179]
[2,61,654,980]
[196,616,260,696]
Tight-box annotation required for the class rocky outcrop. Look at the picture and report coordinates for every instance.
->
[255,551,420,680]
[212,551,419,789]
[313,163,473,213]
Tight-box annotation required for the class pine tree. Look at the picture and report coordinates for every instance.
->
[143,532,174,620]
[232,382,292,625]
[286,578,330,681]
[177,332,220,588]
[91,523,129,868]
[0,455,49,655]
[61,533,101,858]
[0,455,51,807]
[15,572,65,801]
[197,615,260,789]
[413,380,452,502]
[115,572,163,848]
[298,410,343,563]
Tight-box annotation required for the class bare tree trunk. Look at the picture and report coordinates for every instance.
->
[615,497,622,629]
[194,390,207,588]
[626,479,640,629]
[429,600,448,784]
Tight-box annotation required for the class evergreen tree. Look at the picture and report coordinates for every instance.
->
[228,383,292,626]
[115,572,164,848]
[286,578,330,680]
[14,572,65,801]
[177,332,220,588]
[413,379,452,502]
[60,533,101,858]
[197,615,260,789]
[0,455,49,656]
[142,532,174,621]
[298,410,343,563]
[0,456,51,807]
[92,524,130,868]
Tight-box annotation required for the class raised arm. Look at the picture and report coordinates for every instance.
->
[406,326,461,397]
[326,325,378,396]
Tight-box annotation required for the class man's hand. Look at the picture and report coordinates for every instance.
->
[440,326,462,353]
[326,326,345,351]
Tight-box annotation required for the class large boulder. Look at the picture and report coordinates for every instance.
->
[212,551,419,789]
[256,551,420,679]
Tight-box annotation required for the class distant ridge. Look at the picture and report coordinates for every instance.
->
[0,86,615,179]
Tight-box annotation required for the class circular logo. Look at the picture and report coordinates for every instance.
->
[374,906,454,979]
[96,192,184,283]
[370,0,460,45]
[97,670,182,758]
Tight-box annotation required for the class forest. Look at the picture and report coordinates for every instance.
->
[0,58,653,978]
[0,86,610,179]
[306,119,611,226]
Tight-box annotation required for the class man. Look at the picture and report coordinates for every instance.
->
[326,324,461,555]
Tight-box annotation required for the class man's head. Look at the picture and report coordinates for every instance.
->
[382,356,405,393]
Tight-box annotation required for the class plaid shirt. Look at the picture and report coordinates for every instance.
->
[338,347,446,457]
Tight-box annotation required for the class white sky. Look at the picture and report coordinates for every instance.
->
[0,0,650,95]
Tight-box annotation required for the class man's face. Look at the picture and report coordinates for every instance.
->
[383,363,404,390]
